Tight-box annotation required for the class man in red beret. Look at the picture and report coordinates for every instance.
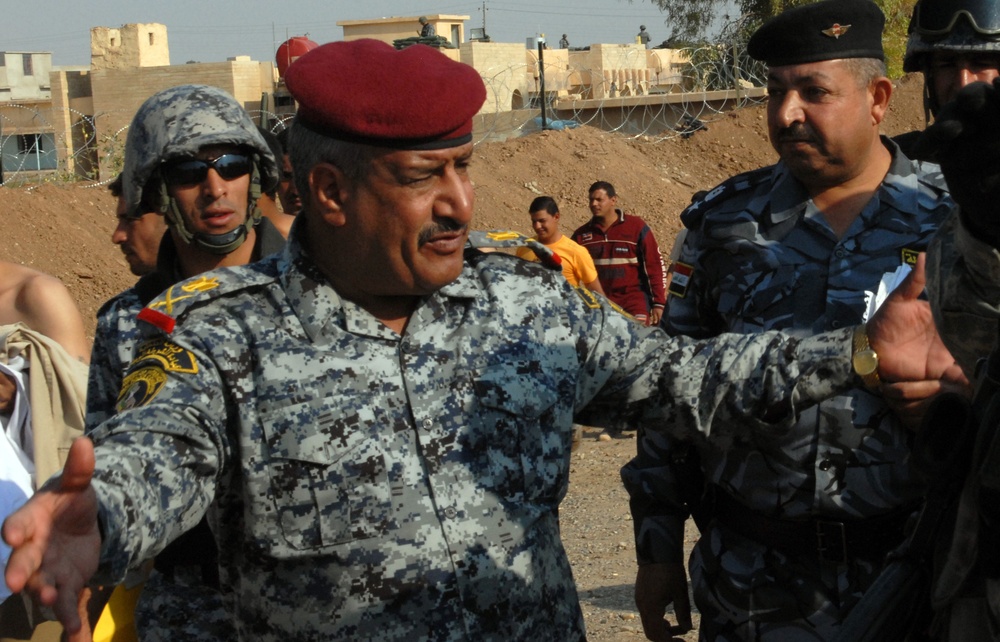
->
[2,39,962,642]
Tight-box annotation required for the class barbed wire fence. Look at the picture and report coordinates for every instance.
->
[0,35,767,189]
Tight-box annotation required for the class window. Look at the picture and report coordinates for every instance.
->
[17,134,41,155]
[149,32,155,46]
[22,54,32,77]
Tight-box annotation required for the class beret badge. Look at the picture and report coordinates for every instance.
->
[822,23,852,39]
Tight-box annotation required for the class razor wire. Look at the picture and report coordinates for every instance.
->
[0,38,768,187]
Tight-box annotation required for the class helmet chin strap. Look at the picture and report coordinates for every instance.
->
[157,161,265,256]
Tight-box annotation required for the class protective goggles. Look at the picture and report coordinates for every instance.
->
[910,0,1000,36]
[162,153,252,186]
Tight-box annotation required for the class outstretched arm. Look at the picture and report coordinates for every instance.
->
[3,437,101,637]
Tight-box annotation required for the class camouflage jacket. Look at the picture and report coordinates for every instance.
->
[86,219,285,430]
[927,208,1000,377]
[86,227,858,641]
[623,142,953,564]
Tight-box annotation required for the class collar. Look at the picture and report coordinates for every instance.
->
[278,227,481,343]
[768,137,926,225]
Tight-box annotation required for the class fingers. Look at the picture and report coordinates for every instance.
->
[61,437,96,492]
[881,380,943,401]
[897,253,926,301]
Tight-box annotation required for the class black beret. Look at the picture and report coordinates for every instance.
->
[748,0,885,67]
[285,39,487,150]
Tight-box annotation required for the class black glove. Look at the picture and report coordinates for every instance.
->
[918,78,1000,248]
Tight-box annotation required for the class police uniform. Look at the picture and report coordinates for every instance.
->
[80,39,867,641]
[623,1,956,639]
[85,84,282,642]
[624,145,952,639]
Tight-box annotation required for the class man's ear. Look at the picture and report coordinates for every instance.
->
[870,76,893,125]
[308,162,350,227]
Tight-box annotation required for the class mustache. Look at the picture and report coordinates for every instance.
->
[776,124,819,144]
[418,219,468,245]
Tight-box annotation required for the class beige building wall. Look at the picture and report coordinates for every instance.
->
[337,15,470,48]
[89,58,275,177]
[0,52,53,101]
[460,41,530,114]
[49,68,94,177]
[91,23,170,71]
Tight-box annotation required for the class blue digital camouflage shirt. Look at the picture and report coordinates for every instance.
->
[622,141,953,638]
[85,223,859,641]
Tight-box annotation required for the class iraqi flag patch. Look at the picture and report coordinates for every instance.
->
[668,262,694,298]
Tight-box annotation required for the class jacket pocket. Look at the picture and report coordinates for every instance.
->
[260,400,392,551]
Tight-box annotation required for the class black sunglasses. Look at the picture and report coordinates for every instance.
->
[162,153,252,186]
[911,0,1000,36]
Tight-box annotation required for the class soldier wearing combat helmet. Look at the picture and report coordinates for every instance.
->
[84,84,284,641]
[895,0,1000,159]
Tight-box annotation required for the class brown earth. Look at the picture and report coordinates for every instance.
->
[0,73,927,640]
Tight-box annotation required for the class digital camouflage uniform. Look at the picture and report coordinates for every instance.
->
[623,141,953,640]
[85,82,281,642]
[86,222,861,642]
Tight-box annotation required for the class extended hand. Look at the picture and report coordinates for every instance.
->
[919,78,1000,247]
[635,562,693,641]
[3,437,101,637]
[867,254,963,384]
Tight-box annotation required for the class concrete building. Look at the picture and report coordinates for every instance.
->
[337,14,471,49]
[0,18,763,182]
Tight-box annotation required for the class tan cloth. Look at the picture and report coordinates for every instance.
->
[0,323,87,641]
[0,322,87,485]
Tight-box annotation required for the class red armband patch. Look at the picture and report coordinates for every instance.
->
[137,307,176,333]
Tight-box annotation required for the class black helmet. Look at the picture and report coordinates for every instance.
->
[904,0,1000,72]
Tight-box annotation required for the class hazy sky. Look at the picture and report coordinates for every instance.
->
[0,1,737,67]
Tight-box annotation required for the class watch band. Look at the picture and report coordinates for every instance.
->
[852,324,881,390]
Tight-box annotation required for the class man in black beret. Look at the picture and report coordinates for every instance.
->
[625,1,966,640]
[2,38,961,642]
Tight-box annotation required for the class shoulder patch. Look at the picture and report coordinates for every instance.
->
[147,276,221,315]
[574,285,601,309]
[116,338,198,412]
[681,166,773,228]
[901,248,920,266]
[467,230,562,270]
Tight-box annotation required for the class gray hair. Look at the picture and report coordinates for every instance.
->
[286,121,376,209]
[842,57,888,89]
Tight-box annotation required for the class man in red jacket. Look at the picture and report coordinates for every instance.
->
[572,181,667,325]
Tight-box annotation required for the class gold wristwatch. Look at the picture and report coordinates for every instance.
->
[852,324,881,390]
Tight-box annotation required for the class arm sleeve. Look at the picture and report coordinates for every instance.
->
[638,225,667,309]
[85,305,130,432]
[88,328,229,583]
[927,208,1000,376]
[621,427,692,565]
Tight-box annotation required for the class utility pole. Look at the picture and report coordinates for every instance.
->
[537,35,548,130]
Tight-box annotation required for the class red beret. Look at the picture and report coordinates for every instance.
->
[285,39,487,150]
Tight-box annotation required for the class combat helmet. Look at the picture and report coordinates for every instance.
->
[121,84,279,255]
[905,0,1000,113]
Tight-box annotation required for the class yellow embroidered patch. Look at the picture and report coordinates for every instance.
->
[486,230,524,242]
[147,276,221,314]
[901,248,920,266]
[116,367,168,412]
[129,339,199,374]
[574,285,601,309]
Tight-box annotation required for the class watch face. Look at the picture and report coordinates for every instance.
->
[853,350,878,376]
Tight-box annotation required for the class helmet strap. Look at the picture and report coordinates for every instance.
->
[156,160,264,256]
